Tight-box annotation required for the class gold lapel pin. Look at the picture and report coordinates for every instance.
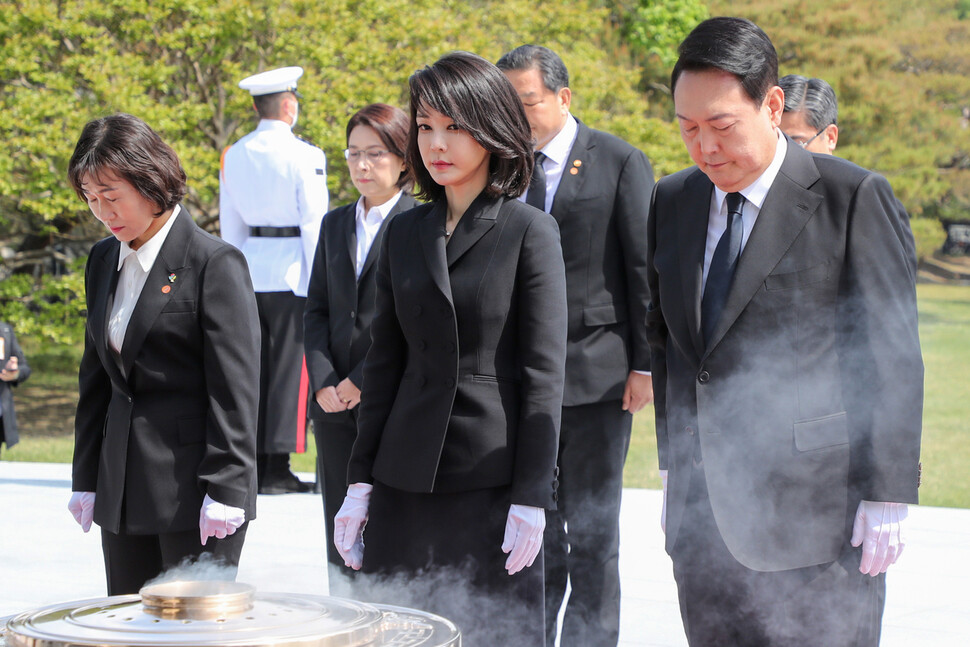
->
[573,159,582,167]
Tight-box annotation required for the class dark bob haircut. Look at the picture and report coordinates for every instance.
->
[407,51,534,202]
[346,103,413,191]
[671,17,779,106]
[68,113,187,216]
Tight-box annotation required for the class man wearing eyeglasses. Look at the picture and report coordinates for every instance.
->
[220,66,329,494]
[779,75,839,154]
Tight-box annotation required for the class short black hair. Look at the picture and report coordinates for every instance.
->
[253,91,292,119]
[347,103,413,191]
[779,74,838,129]
[671,17,778,106]
[496,44,570,93]
[407,51,534,202]
[68,113,186,216]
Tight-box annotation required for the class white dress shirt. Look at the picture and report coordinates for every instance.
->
[703,130,788,288]
[355,191,402,278]
[520,115,579,213]
[219,119,329,296]
[108,206,181,354]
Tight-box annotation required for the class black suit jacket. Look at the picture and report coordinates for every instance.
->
[647,140,923,571]
[304,194,418,418]
[550,121,654,405]
[0,322,30,448]
[72,209,261,535]
[347,194,567,509]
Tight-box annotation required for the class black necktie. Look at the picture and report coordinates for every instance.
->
[702,192,744,346]
[526,151,547,212]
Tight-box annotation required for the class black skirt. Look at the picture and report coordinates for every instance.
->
[358,481,545,647]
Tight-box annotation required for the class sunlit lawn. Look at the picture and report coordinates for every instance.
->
[4,285,969,508]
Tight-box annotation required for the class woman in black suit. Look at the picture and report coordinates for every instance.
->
[66,114,260,595]
[333,52,567,645]
[303,103,416,594]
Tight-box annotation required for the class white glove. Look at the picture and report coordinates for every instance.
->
[501,504,545,575]
[850,500,908,576]
[659,469,668,534]
[334,483,372,570]
[68,491,96,532]
[199,494,246,546]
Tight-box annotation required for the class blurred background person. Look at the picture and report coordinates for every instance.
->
[220,66,328,494]
[303,102,416,595]
[778,74,839,154]
[333,51,567,646]
[67,114,260,595]
[0,321,31,458]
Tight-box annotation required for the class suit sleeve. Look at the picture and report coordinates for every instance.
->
[645,183,669,469]
[615,147,655,372]
[511,214,568,508]
[6,326,29,385]
[297,147,329,279]
[197,246,260,509]
[72,252,111,493]
[303,216,338,393]
[347,219,407,485]
[841,173,923,504]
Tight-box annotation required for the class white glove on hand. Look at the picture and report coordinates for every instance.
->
[68,491,96,532]
[199,494,246,546]
[851,500,908,576]
[334,483,372,570]
[501,504,545,575]
[659,469,668,534]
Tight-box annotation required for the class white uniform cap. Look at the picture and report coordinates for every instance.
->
[238,66,304,97]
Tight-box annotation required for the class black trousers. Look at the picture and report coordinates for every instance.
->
[255,291,306,455]
[101,522,248,596]
[671,467,885,647]
[310,411,359,596]
[545,401,632,647]
[361,482,545,647]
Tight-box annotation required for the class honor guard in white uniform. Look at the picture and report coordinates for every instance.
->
[220,66,329,494]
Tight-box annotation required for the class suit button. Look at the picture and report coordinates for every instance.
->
[418,375,427,387]
[553,492,559,503]
[349,310,355,318]
[446,341,456,353]
[551,479,559,490]
[412,305,422,317]
[417,340,427,350]
[697,370,710,384]
[127,396,132,403]
[553,466,560,478]
[686,426,695,436]
[445,377,456,389]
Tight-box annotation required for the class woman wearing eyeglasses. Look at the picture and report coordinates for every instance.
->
[303,103,416,595]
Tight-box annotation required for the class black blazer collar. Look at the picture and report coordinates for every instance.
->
[703,141,823,355]
[549,120,593,221]
[118,207,195,377]
[445,191,501,268]
[358,193,418,281]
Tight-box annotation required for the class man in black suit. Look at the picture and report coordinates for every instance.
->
[0,321,30,457]
[498,45,654,647]
[648,18,922,645]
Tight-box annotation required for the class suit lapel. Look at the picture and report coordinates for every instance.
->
[445,193,500,268]
[704,144,823,354]
[343,204,357,279]
[549,121,593,222]
[120,209,193,377]
[418,200,453,304]
[358,194,416,281]
[678,170,715,357]
[90,241,126,385]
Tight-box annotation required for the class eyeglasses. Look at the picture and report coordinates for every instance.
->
[795,127,827,148]
[343,148,389,163]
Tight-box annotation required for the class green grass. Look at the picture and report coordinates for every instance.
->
[4,285,969,507]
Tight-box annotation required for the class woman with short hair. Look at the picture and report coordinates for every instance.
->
[333,52,567,645]
[66,113,260,595]
[303,102,416,595]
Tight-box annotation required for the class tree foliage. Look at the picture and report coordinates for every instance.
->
[709,0,970,221]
